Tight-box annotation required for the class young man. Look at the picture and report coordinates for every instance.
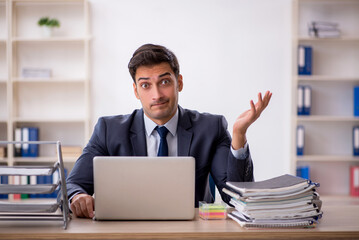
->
[67,44,272,218]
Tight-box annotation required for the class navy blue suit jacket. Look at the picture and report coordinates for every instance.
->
[66,106,254,206]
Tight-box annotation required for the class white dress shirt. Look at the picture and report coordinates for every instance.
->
[143,109,248,159]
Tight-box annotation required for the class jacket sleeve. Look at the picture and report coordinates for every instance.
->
[66,117,109,199]
[210,116,254,204]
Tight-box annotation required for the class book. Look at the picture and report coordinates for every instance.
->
[353,127,359,156]
[0,146,6,158]
[298,46,312,75]
[350,166,359,197]
[297,126,304,156]
[354,86,359,116]
[21,68,51,78]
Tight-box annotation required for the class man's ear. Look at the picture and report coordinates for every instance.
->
[177,74,183,92]
[133,82,140,99]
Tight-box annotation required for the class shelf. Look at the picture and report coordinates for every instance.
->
[12,37,90,43]
[12,0,84,3]
[298,0,359,3]
[13,118,87,123]
[298,37,359,43]
[12,78,86,83]
[297,75,359,82]
[14,156,77,163]
[296,155,359,162]
[297,116,359,122]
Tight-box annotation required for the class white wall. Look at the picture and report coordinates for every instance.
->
[89,0,292,181]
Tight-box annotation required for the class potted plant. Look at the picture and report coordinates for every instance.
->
[38,17,60,37]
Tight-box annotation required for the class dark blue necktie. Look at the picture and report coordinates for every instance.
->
[156,126,169,156]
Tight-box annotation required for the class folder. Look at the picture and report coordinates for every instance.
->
[0,176,8,199]
[350,166,359,197]
[20,176,29,199]
[21,127,39,157]
[297,86,304,115]
[28,127,39,157]
[297,126,305,156]
[296,166,310,180]
[298,46,312,75]
[303,85,312,115]
[29,175,38,198]
[354,86,359,116]
[21,128,30,157]
[353,127,359,156]
[13,176,21,200]
[14,128,22,157]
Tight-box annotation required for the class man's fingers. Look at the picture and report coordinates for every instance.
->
[72,203,84,218]
[257,92,263,105]
[86,197,94,218]
[79,200,90,218]
[71,194,94,218]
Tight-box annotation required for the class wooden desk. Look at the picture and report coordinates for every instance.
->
[0,196,358,240]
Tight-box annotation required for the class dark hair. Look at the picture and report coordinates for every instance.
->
[128,44,180,82]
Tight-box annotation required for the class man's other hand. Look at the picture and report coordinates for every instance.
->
[70,193,95,218]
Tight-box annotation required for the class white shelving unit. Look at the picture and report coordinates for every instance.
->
[0,0,8,155]
[0,0,90,169]
[292,0,359,195]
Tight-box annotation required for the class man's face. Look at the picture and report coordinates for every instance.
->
[133,62,183,125]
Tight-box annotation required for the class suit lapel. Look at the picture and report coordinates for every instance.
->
[130,109,147,156]
[177,106,193,156]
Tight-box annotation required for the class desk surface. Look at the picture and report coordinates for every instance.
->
[0,196,358,240]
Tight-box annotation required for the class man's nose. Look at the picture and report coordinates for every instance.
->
[152,86,163,100]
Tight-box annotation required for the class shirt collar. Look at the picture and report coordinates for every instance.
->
[144,108,179,137]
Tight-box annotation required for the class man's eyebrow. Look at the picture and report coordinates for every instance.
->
[137,72,172,82]
[137,77,149,82]
[159,72,171,78]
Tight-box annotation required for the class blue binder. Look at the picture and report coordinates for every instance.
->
[296,126,305,156]
[22,127,39,157]
[297,86,304,115]
[354,87,359,116]
[296,166,310,180]
[303,85,312,115]
[298,46,312,75]
[353,126,359,156]
[0,176,8,199]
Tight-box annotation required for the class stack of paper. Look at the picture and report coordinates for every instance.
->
[223,174,322,228]
[308,21,341,38]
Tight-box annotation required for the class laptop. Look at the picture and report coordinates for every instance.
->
[93,156,195,220]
